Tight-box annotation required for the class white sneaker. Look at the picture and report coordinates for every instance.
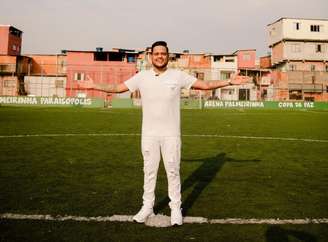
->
[171,208,183,226]
[132,206,155,223]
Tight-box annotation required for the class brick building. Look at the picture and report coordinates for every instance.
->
[267,17,328,101]
[65,49,138,101]
[0,25,28,96]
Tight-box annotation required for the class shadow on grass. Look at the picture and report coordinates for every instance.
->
[265,226,317,242]
[154,152,260,216]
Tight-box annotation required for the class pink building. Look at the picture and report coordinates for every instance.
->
[0,25,22,56]
[233,49,256,69]
[65,49,138,100]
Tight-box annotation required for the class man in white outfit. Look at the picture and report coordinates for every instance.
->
[79,41,248,226]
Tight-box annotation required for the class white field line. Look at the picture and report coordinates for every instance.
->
[0,133,327,143]
[1,213,328,225]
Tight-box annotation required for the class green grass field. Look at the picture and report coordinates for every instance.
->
[0,106,327,242]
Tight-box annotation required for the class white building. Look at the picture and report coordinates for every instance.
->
[268,17,328,68]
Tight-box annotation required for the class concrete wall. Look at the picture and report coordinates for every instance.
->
[283,18,328,41]
[24,76,67,97]
[267,20,284,48]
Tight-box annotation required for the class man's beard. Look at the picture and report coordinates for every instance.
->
[153,61,168,70]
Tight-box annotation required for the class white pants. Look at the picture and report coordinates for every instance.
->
[141,136,181,210]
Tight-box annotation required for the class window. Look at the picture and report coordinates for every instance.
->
[310,65,316,72]
[225,58,235,62]
[326,65,328,72]
[291,44,301,53]
[108,52,124,62]
[74,72,85,81]
[270,27,276,36]
[127,54,136,63]
[316,44,322,53]
[289,90,302,100]
[55,79,64,88]
[289,64,297,71]
[195,72,204,80]
[243,53,251,61]
[94,52,107,61]
[221,71,232,80]
[310,25,320,32]
[239,89,250,101]
[213,56,223,62]
[294,22,300,30]
[12,45,16,51]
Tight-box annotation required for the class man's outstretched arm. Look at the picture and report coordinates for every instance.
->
[78,81,129,93]
[191,75,251,90]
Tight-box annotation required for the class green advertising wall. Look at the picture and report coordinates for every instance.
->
[1,96,328,110]
[203,100,328,109]
[0,96,104,108]
[111,98,328,110]
[110,98,201,109]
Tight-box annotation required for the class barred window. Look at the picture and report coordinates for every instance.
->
[55,79,64,88]
[310,25,320,32]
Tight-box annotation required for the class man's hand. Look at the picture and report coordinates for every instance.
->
[230,73,252,85]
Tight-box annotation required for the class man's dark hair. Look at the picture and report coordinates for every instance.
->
[151,41,169,53]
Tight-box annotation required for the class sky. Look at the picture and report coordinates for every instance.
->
[1,0,327,56]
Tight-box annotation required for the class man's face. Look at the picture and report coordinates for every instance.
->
[151,45,169,69]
